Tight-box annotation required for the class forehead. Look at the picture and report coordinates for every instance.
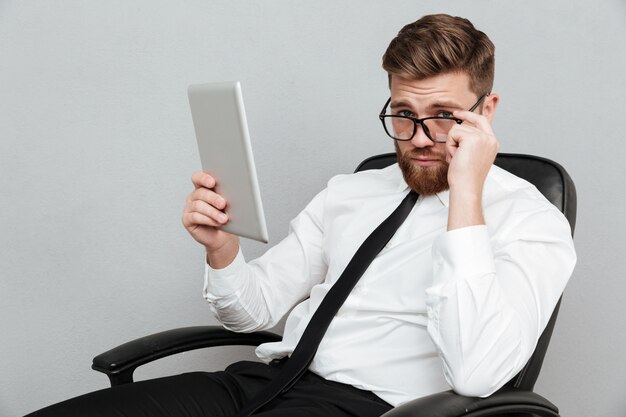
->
[390,73,474,107]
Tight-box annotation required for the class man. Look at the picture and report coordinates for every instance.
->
[27,13,575,417]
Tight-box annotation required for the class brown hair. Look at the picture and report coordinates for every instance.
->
[382,14,495,96]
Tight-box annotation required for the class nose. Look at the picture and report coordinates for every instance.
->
[410,122,435,148]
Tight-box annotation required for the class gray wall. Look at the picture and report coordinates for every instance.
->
[1,1,624,415]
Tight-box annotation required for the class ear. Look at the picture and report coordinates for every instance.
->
[482,93,499,123]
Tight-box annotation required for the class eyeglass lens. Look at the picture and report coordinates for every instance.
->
[383,117,457,142]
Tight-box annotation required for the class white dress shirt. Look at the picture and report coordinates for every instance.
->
[203,163,576,406]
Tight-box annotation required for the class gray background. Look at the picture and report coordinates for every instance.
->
[1,1,624,416]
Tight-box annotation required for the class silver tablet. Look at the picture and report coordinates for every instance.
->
[188,81,269,243]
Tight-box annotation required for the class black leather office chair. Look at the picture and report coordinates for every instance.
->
[92,153,576,417]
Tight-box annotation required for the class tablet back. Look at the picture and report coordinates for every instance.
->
[188,81,269,243]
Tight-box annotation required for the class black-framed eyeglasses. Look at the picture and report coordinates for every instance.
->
[379,94,488,143]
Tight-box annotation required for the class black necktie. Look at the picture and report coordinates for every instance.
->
[235,190,419,417]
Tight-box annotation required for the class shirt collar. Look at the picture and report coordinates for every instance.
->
[435,190,450,208]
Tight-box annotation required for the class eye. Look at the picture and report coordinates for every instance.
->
[396,109,415,118]
[437,110,454,118]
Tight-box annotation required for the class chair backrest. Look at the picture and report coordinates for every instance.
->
[355,152,577,391]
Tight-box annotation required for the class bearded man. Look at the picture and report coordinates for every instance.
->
[27,13,575,417]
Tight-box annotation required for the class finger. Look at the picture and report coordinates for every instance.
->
[444,124,481,158]
[191,171,216,189]
[445,123,499,164]
[445,144,457,163]
[452,110,493,133]
[447,123,477,138]
[183,211,224,228]
[447,123,496,147]
[190,187,227,210]
[184,199,228,225]
[188,199,229,224]
[445,124,473,145]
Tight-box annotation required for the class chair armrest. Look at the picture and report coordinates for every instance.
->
[91,325,281,386]
[381,388,559,417]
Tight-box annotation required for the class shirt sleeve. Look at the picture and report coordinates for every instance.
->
[203,188,329,332]
[425,208,576,397]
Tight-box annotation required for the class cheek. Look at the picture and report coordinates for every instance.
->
[396,141,413,155]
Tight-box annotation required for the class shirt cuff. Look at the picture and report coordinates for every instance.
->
[430,225,496,287]
[203,247,248,298]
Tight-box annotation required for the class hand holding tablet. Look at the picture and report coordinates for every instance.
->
[184,81,269,248]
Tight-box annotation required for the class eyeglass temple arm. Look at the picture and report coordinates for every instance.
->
[468,93,488,112]
[380,97,392,117]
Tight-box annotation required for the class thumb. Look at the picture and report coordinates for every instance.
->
[445,138,459,163]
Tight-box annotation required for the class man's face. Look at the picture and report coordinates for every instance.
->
[390,72,483,195]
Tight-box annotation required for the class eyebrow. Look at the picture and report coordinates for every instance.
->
[429,100,464,110]
[390,100,464,111]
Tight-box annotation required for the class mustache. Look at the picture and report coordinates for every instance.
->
[403,148,448,163]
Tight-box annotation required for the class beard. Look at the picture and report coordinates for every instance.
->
[395,142,449,195]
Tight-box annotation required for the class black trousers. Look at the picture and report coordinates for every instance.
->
[25,360,393,417]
